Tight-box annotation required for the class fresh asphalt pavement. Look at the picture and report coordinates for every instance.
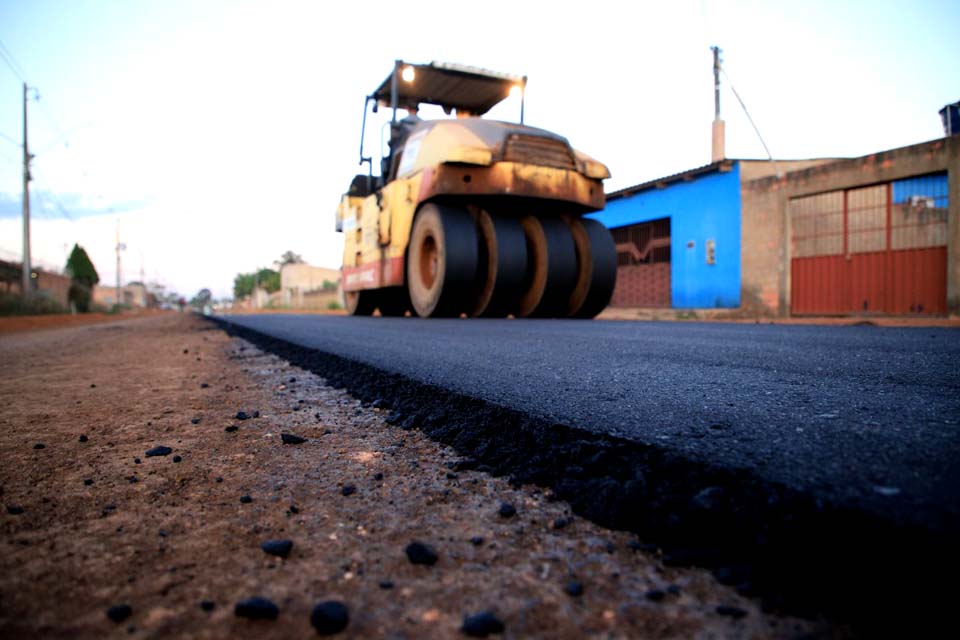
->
[220,314,960,534]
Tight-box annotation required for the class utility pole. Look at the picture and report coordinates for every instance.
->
[710,46,725,163]
[115,220,126,307]
[21,82,33,295]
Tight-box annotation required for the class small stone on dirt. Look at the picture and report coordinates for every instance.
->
[310,600,350,635]
[134,458,141,464]
[106,604,132,623]
[280,433,306,445]
[553,516,574,530]
[470,536,484,546]
[462,611,505,637]
[200,382,209,388]
[379,580,394,589]
[33,443,45,450]
[498,502,516,518]
[6,505,24,515]
[373,473,383,481]
[564,580,584,597]
[405,541,438,566]
[240,495,253,504]
[341,485,356,496]
[260,539,294,558]
[224,425,238,433]
[234,596,279,620]
[235,411,253,420]
[172,455,182,463]
[145,446,172,457]
[190,417,201,425]
[84,479,93,486]
[289,505,299,514]
[79,435,88,443]
[200,600,215,612]
[716,605,748,619]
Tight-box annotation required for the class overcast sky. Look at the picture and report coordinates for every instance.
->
[0,0,957,299]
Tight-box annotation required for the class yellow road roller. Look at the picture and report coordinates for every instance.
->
[335,60,616,318]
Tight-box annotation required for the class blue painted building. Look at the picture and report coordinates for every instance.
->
[588,161,745,309]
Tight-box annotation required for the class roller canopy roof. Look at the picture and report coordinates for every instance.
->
[372,61,524,116]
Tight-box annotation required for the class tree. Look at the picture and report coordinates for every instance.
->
[190,288,212,309]
[233,268,281,299]
[64,244,99,312]
[275,250,304,267]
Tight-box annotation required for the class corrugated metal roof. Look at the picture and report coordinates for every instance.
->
[372,61,524,116]
[606,160,735,202]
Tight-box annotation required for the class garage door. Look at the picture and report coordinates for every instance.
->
[790,173,948,315]
[610,218,671,308]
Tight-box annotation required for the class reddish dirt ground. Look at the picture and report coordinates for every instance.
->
[0,315,837,638]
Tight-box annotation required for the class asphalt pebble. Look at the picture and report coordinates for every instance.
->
[84,479,93,486]
[289,505,299,514]
[234,596,279,620]
[33,443,45,450]
[260,539,294,558]
[172,455,182,463]
[552,516,574,530]
[6,505,24,515]
[378,580,394,589]
[462,611,505,637]
[373,473,384,481]
[405,541,438,566]
[498,502,516,518]
[280,433,306,445]
[145,446,172,457]
[341,485,356,496]
[78,435,88,443]
[470,536,484,546]
[235,411,253,420]
[310,600,350,635]
[646,589,666,602]
[224,425,239,433]
[106,604,132,623]
[190,417,201,425]
[200,382,209,389]
[240,495,253,504]
[200,600,215,612]
[134,458,141,464]
[564,580,584,597]
[716,605,748,619]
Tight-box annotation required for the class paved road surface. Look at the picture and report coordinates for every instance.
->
[221,314,960,532]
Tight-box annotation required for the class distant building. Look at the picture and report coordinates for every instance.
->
[0,259,71,308]
[589,134,959,316]
[279,263,342,309]
[93,282,151,308]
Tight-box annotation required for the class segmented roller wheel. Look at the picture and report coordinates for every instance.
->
[406,203,479,318]
[376,286,411,317]
[516,216,578,318]
[470,210,528,318]
[566,218,617,318]
[345,289,377,316]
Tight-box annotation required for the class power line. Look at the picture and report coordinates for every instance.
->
[0,130,18,146]
[0,38,28,82]
[720,66,781,178]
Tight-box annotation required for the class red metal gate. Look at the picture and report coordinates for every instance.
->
[611,218,671,307]
[790,174,948,315]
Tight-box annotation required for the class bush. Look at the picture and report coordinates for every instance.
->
[0,292,67,316]
[327,300,342,310]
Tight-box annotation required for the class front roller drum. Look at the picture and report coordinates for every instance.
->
[566,218,617,319]
[470,210,528,318]
[406,203,479,318]
[516,216,578,318]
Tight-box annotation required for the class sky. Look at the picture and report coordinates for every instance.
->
[0,0,957,299]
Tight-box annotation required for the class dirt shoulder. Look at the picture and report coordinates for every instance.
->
[0,310,172,335]
[0,315,834,638]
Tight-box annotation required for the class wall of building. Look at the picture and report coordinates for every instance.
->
[590,165,742,308]
[742,135,959,315]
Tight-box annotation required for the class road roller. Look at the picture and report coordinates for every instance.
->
[335,60,616,318]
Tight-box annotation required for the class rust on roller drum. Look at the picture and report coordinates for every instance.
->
[565,217,594,317]
[516,216,549,317]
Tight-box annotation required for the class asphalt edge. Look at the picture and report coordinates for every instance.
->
[210,316,953,632]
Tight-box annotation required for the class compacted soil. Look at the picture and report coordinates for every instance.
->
[0,314,834,638]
